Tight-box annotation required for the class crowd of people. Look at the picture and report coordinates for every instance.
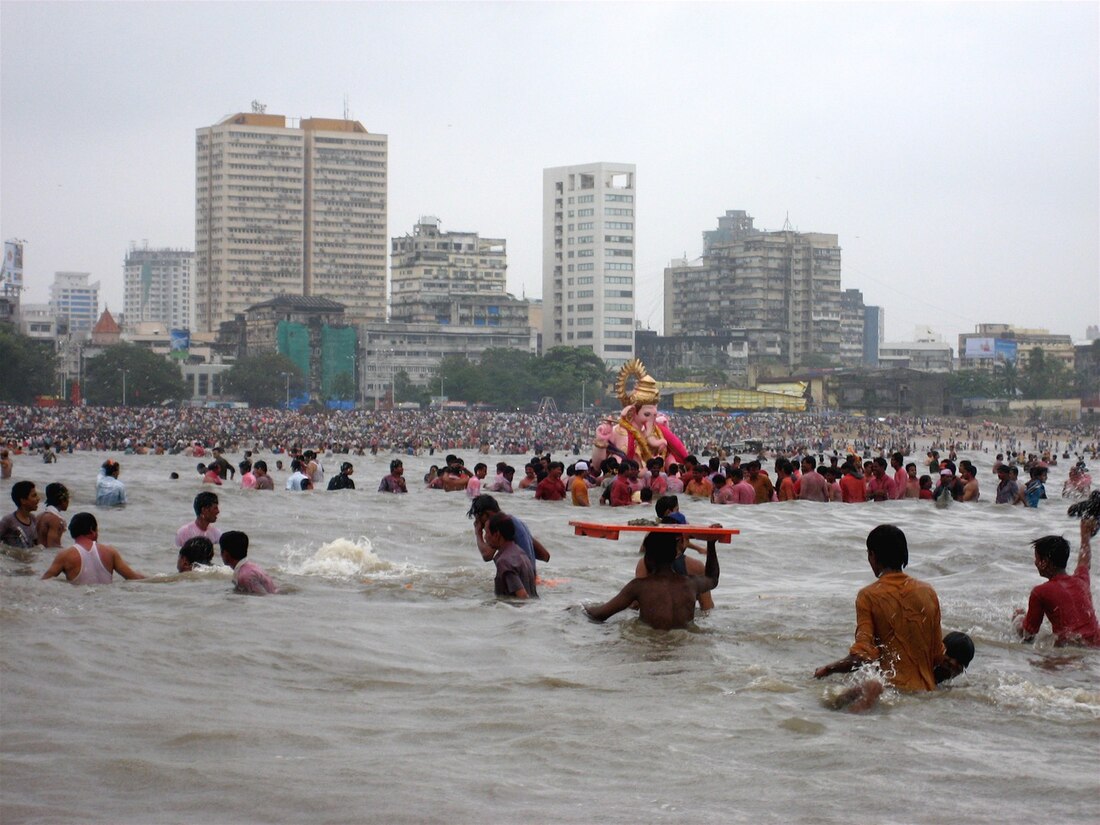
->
[2,403,1098,713]
[2,404,1096,461]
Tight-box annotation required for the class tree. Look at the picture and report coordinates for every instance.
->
[222,353,305,407]
[946,369,1000,399]
[328,371,356,402]
[535,346,611,410]
[1020,347,1073,399]
[393,369,429,406]
[84,343,188,406]
[0,326,58,403]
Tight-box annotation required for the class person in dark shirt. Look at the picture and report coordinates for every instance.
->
[327,462,355,490]
[485,513,537,599]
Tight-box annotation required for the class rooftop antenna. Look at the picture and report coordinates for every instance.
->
[251,100,267,114]
[782,212,794,232]
[343,94,350,121]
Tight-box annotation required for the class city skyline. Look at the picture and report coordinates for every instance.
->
[1,2,1097,347]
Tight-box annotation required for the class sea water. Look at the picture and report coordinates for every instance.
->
[1,449,1097,824]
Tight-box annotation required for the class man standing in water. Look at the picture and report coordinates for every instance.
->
[584,531,719,630]
[815,524,945,691]
[1,481,39,548]
[41,512,145,583]
[176,491,222,548]
[36,483,69,548]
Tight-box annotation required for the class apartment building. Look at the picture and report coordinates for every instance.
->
[390,217,525,326]
[195,111,387,331]
[542,162,636,366]
[664,211,842,368]
[123,245,194,332]
[49,271,99,336]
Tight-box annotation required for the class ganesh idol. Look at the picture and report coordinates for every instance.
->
[591,359,688,470]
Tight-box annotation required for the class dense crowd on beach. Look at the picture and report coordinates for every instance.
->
[1,403,1096,460]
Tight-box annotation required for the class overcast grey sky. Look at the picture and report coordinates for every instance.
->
[2,1,1097,346]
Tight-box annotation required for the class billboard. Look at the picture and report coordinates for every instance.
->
[964,337,996,359]
[169,328,190,351]
[964,337,1017,363]
[1,241,24,290]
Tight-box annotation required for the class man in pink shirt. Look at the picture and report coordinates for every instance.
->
[889,452,908,500]
[176,491,222,548]
[797,457,830,502]
[220,530,278,595]
[866,458,895,501]
[728,468,756,504]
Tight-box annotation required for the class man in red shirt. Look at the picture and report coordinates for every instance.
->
[1014,518,1100,647]
[609,460,638,506]
[866,458,894,501]
[535,461,567,501]
[839,461,867,503]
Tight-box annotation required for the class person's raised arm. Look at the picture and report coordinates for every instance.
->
[693,538,720,595]
[1078,518,1095,572]
[584,580,640,623]
[814,654,866,679]
[473,518,494,562]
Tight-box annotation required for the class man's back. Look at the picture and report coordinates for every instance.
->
[851,572,943,691]
[798,471,829,502]
[1024,565,1100,646]
[632,572,700,630]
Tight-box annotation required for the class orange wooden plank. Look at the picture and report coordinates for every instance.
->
[569,522,738,543]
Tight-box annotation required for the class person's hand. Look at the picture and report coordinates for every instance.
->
[814,665,832,679]
[1081,517,1096,539]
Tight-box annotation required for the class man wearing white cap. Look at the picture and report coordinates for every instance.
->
[571,461,591,506]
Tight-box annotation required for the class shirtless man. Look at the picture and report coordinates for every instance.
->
[959,461,980,502]
[0,480,39,548]
[36,483,69,548]
[41,512,144,583]
[0,449,12,479]
[585,531,719,630]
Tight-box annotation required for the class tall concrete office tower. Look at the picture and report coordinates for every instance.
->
[195,111,388,332]
[542,162,636,366]
[123,245,194,331]
[49,271,100,336]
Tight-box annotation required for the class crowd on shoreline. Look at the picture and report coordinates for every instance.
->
[1,403,1096,461]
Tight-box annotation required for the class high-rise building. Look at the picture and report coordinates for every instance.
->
[123,245,194,332]
[390,217,523,326]
[542,162,636,366]
[664,211,842,368]
[195,111,388,332]
[840,288,883,367]
[49,271,100,336]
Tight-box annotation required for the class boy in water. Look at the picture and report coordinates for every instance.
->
[177,536,215,572]
[219,530,278,595]
[585,530,719,630]
[1013,518,1100,646]
[815,524,945,692]
[41,512,144,584]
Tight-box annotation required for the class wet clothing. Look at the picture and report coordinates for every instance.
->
[1023,479,1046,508]
[995,478,1020,504]
[570,474,590,507]
[797,471,829,502]
[839,473,866,503]
[535,476,566,501]
[72,541,113,585]
[493,542,537,598]
[0,512,37,548]
[327,473,355,491]
[378,474,407,493]
[176,521,222,549]
[233,560,278,595]
[849,571,945,692]
[95,473,126,507]
[1022,563,1100,646]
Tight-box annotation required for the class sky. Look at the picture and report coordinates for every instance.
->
[2,1,1098,347]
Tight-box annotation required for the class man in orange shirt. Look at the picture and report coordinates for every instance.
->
[570,461,592,506]
[815,524,946,692]
[839,460,868,503]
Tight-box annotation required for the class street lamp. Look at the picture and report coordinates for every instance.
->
[118,368,128,407]
[281,371,291,409]
[581,379,587,412]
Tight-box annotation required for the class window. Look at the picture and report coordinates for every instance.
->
[577,317,593,325]
[605,263,633,271]
[578,222,594,230]
[578,276,594,284]
[577,303,594,311]
[577,194,594,203]
[605,303,632,311]
[606,249,633,257]
[578,208,594,217]
[605,275,632,284]
[605,194,633,202]
[605,289,632,298]
[604,235,632,244]
[577,249,593,257]
[605,208,633,216]
[577,235,593,244]
[605,331,632,339]
[577,264,594,272]
[605,316,633,325]
[577,289,594,297]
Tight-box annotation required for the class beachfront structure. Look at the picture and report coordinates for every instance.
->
[361,321,538,403]
[542,162,637,367]
[958,324,1075,371]
[123,245,194,333]
[878,340,954,372]
[633,329,750,387]
[195,111,388,332]
[664,211,843,369]
[390,217,526,327]
[49,271,100,336]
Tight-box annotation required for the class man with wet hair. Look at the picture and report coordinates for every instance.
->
[584,530,719,630]
[468,494,550,573]
[815,524,946,691]
[1013,518,1100,647]
[41,512,144,584]
[327,462,355,490]
[484,513,537,599]
[176,491,222,548]
[1,480,40,548]
[177,536,215,572]
[219,530,278,595]
[36,482,69,548]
